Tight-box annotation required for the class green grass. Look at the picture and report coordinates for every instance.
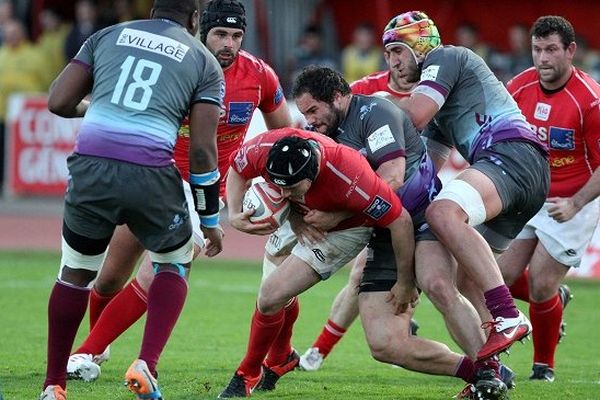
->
[0,251,599,399]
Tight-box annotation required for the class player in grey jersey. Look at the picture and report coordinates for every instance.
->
[39,1,224,399]
[383,10,550,399]
[281,66,507,397]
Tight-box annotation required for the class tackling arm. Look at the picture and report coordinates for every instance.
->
[397,93,440,131]
[48,63,92,118]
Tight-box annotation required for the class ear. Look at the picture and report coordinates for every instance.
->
[189,9,199,35]
[149,8,155,18]
[567,41,577,60]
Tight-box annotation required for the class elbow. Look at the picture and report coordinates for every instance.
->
[47,96,70,117]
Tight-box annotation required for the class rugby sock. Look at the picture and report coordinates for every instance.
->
[265,297,300,367]
[44,282,90,389]
[312,319,347,357]
[139,271,188,375]
[508,270,530,302]
[76,278,147,355]
[454,356,476,383]
[530,295,562,368]
[238,307,285,378]
[88,287,120,329]
[484,285,519,319]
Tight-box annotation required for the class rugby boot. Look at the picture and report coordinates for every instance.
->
[124,359,162,399]
[218,371,263,398]
[529,363,555,382]
[257,349,300,391]
[477,310,532,361]
[39,385,67,400]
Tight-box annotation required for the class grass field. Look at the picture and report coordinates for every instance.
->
[1,251,599,400]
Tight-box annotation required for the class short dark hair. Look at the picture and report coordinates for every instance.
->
[292,66,351,104]
[153,0,199,17]
[531,16,575,49]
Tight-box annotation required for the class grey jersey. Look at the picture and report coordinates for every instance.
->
[73,18,224,166]
[418,46,540,162]
[335,94,438,214]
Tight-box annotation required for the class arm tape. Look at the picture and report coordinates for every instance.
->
[190,170,221,225]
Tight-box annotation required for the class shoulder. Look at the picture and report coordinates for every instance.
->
[568,68,600,105]
[351,71,388,90]
[506,68,539,94]
[237,50,278,77]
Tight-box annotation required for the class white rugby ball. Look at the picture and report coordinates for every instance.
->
[242,181,291,229]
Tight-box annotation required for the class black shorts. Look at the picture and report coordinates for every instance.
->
[63,154,192,253]
[471,141,549,251]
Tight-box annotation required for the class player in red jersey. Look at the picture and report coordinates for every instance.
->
[66,0,292,381]
[499,16,600,382]
[218,128,417,398]
[298,35,419,371]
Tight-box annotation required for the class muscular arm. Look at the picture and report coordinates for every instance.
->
[225,168,274,235]
[188,102,220,173]
[263,100,292,129]
[376,157,405,192]
[48,62,92,118]
[397,93,440,131]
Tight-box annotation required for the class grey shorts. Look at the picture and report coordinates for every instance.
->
[471,141,550,251]
[360,211,433,291]
[64,154,192,252]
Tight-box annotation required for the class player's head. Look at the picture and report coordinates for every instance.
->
[267,135,319,199]
[530,16,576,88]
[152,0,200,36]
[382,11,440,81]
[200,0,246,67]
[292,66,351,139]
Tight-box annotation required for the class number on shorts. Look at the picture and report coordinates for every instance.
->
[111,56,162,111]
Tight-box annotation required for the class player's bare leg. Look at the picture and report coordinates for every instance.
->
[415,241,485,359]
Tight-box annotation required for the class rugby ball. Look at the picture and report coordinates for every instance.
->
[242,181,291,229]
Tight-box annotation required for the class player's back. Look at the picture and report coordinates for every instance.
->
[75,19,223,166]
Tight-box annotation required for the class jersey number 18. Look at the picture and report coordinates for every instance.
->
[110,55,162,111]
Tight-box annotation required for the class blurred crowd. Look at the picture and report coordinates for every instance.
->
[2,0,600,186]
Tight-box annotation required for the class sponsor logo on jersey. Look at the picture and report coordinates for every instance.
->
[549,127,575,150]
[534,102,551,121]
[233,147,248,171]
[116,28,190,62]
[364,195,392,220]
[274,86,284,105]
[420,65,440,81]
[359,102,377,120]
[367,124,395,152]
[228,102,254,125]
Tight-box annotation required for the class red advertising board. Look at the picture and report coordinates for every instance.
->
[6,95,80,196]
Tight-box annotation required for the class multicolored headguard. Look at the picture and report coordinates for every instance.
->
[382,11,441,60]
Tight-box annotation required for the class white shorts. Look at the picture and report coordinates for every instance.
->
[183,180,227,249]
[516,198,600,267]
[265,221,372,280]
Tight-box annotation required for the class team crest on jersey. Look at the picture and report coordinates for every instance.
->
[228,102,254,125]
[534,102,551,121]
[549,127,575,150]
[359,102,377,120]
[274,86,284,105]
[364,196,392,220]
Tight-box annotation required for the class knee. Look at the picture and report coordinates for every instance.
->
[421,275,459,310]
[59,266,97,288]
[257,283,285,315]
[368,336,411,367]
[425,201,461,234]
[529,278,557,303]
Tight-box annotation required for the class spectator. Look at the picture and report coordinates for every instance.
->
[455,22,506,81]
[505,23,533,78]
[0,19,45,190]
[64,0,102,60]
[36,8,70,90]
[0,0,13,46]
[285,24,338,94]
[573,35,600,81]
[341,22,383,83]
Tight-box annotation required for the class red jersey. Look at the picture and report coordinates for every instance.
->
[508,67,600,197]
[350,70,412,98]
[174,50,285,195]
[230,128,403,230]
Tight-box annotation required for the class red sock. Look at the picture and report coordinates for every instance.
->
[312,319,347,357]
[88,287,120,329]
[44,282,90,390]
[238,306,285,378]
[508,270,529,302]
[265,297,300,367]
[530,295,562,368]
[139,271,188,375]
[76,278,147,355]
